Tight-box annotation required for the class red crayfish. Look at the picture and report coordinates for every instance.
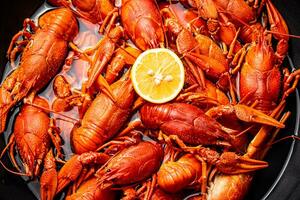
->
[0,8,78,133]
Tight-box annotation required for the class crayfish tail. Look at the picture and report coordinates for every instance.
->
[71,125,106,154]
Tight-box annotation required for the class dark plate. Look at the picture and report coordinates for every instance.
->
[0,0,300,199]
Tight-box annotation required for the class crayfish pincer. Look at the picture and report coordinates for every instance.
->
[56,152,110,194]
[0,8,78,133]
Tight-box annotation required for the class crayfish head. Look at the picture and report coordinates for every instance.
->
[21,153,43,178]
[15,118,50,178]
[134,17,165,50]
[95,168,115,189]
[22,146,47,178]
[247,33,276,72]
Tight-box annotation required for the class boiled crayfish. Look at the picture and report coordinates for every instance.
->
[0,1,299,200]
[71,72,136,154]
[0,8,78,133]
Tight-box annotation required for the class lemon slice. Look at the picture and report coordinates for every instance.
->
[131,48,185,104]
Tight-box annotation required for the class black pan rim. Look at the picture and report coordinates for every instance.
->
[263,91,299,199]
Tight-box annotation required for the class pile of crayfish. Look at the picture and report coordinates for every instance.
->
[1,0,300,199]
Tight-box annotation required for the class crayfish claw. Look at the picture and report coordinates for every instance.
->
[206,104,285,128]
[56,152,110,193]
[237,158,268,172]
[40,150,57,200]
[233,104,285,128]
[56,155,83,194]
[216,152,268,174]
[94,75,116,102]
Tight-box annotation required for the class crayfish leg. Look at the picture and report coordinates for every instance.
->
[184,58,206,89]
[47,119,63,159]
[99,8,119,34]
[282,69,300,101]
[1,134,22,173]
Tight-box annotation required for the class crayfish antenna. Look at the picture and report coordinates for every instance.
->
[0,133,26,175]
[26,100,79,123]
[0,159,28,176]
[0,138,27,177]
[265,30,300,40]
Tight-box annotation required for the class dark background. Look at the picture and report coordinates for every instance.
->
[0,0,300,200]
